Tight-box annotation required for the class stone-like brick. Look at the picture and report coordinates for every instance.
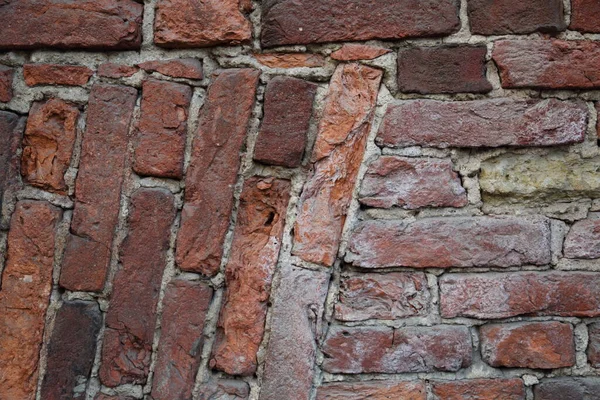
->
[176,69,259,276]
[0,111,24,228]
[534,378,600,400]
[467,0,565,34]
[59,84,137,292]
[253,77,317,168]
[99,188,176,387]
[261,0,460,47]
[152,279,213,400]
[23,64,93,86]
[133,79,192,179]
[211,177,291,376]
[0,200,61,400]
[317,381,426,400]
[98,63,138,78]
[570,0,600,33]
[0,65,13,102]
[198,379,250,400]
[359,157,467,209]
[21,98,79,194]
[587,323,600,367]
[431,379,525,400]
[293,63,382,266]
[493,40,600,89]
[154,0,252,48]
[480,322,575,369]
[40,301,102,400]
[260,265,330,400]
[138,58,203,80]
[440,272,600,319]
[331,44,391,61]
[335,272,430,321]
[564,218,600,259]
[254,53,326,68]
[321,325,472,374]
[346,216,551,269]
[397,46,491,94]
[0,0,143,50]
[377,99,587,149]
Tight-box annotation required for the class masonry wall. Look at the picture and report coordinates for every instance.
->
[0,1,600,399]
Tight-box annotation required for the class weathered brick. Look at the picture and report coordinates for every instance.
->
[321,325,472,374]
[98,63,138,78]
[211,177,291,376]
[397,46,491,94]
[133,79,192,179]
[99,188,176,387]
[480,322,575,369]
[21,98,79,194]
[440,272,600,319]
[260,265,330,400]
[534,378,600,400]
[335,272,430,321]
[254,53,326,68]
[198,379,250,400]
[570,0,600,33]
[431,379,525,400]
[317,381,426,400]
[493,40,600,89]
[152,279,213,400]
[59,84,137,292]
[587,323,600,367]
[40,301,102,400]
[261,0,460,47]
[0,111,24,228]
[564,217,600,259]
[253,76,317,168]
[377,99,587,149]
[293,63,382,266]
[0,65,13,102]
[94,395,135,400]
[0,200,61,400]
[176,69,259,276]
[467,0,565,34]
[23,64,93,86]
[359,156,467,209]
[154,0,252,48]
[331,44,391,61]
[0,0,143,50]
[347,216,551,269]
[138,58,203,80]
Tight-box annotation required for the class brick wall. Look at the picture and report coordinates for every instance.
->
[0,1,599,399]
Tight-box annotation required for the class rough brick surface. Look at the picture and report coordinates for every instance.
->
[0,111,24,227]
[98,63,138,78]
[0,65,13,102]
[570,0,600,32]
[431,379,525,400]
[138,58,203,79]
[317,381,426,400]
[254,53,326,68]
[23,64,93,86]
[534,378,600,400]
[563,218,600,259]
[331,44,391,61]
[587,323,600,367]
[198,379,250,400]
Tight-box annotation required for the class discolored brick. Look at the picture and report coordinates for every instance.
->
[23,64,93,86]
[564,217,600,259]
[0,111,25,228]
[198,379,250,400]
[534,378,600,400]
[254,53,326,68]
[138,58,203,80]
[0,65,13,102]
[587,323,600,367]
[317,381,426,400]
[431,379,525,400]
[98,63,138,78]
[570,0,600,33]
[331,44,391,61]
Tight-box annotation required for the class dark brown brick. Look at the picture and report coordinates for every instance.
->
[468,0,565,34]
[564,217,600,259]
[0,65,13,102]
[138,58,203,79]
[570,0,600,33]
[23,64,93,86]
[534,378,600,400]
[317,381,426,400]
[587,323,600,367]
[0,111,24,228]
[432,379,525,400]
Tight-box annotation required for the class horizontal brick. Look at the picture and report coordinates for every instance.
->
[534,378,600,400]
[359,156,467,209]
[468,0,565,34]
[440,272,600,319]
[0,65,13,102]
[254,52,326,68]
[23,64,93,86]
[432,379,525,400]
[98,63,138,78]
[377,99,587,149]
[570,0,600,33]
[95,395,135,400]
[587,323,600,367]
[317,381,426,400]
[331,44,391,61]
[564,217,600,259]
[138,58,203,80]
[198,379,249,400]
[346,216,551,269]
[0,111,25,228]
[322,325,472,374]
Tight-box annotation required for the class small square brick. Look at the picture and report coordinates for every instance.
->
[570,0,600,33]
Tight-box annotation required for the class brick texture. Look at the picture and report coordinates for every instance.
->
[564,217,600,259]
[254,53,326,68]
[570,0,600,33]
[0,65,13,102]
[534,378,600,400]
[23,64,93,86]
[317,381,426,400]
[0,111,25,227]
[138,58,203,80]
[587,323,600,367]
[331,44,391,61]
[431,379,525,400]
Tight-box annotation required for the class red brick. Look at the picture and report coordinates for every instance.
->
[254,53,327,68]
[40,301,102,400]
[176,69,259,276]
[317,381,426,400]
[0,111,25,228]
[261,0,460,47]
[331,44,391,61]
[253,76,317,168]
[467,0,565,34]
[21,98,79,194]
[98,63,138,78]
[138,58,203,80]
[432,379,525,400]
[359,156,467,209]
[0,200,62,400]
[480,322,575,369]
[377,99,587,149]
[321,325,472,374]
[154,0,252,48]
[440,272,600,319]
[587,323,600,367]
[564,218,600,259]
[133,79,192,179]
[347,216,551,269]
[570,0,600,33]
[0,65,13,102]
[335,272,430,321]
[59,84,137,292]
[0,0,143,50]
[198,379,249,400]
[534,378,600,400]
[23,64,93,86]
[493,40,600,89]
[397,45,491,94]
[99,188,176,387]
[211,177,291,376]
[260,265,330,400]
[152,279,213,400]
[293,63,382,266]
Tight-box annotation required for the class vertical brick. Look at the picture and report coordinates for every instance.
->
[176,69,259,276]
[293,63,382,266]
[563,217,600,259]
[431,379,525,400]
[23,64,93,86]
[0,200,62,400]
[59,84,137,292]
[0,111,24,228]
[534,378,600,400]
[570,0,600,33]
[317,381,426,400]
[137,58,203,79]
[587,323,600,367]
[0,65,13,102]
[99,188,176,387]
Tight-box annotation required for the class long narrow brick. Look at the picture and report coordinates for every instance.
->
[0,111,24,228]
[138,59,203,80]
[59,84,137,292]
[176,69,259,276]
[99,188,176,387]
[317,381,426,400]
[0,200,62,400]
[0,65,13,102]
[293,63,382,266]
[211,177,291,376]
[431,379,525,400]
[534,378,600,400]
[587,323,600,367]
[23,64,93,86]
